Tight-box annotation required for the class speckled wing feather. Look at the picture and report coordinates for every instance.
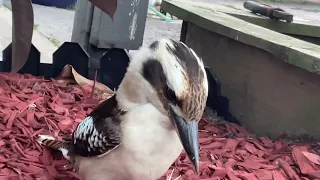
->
[72,95,125,157]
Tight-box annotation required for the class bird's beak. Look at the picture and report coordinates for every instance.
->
[171,113,199,173]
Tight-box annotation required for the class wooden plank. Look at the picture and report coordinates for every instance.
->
[165,0,320,38]
[89,0,148,50]
[71,0,94,51]
[184,23,320,138]
[89,6,102,47]
[162,0,320,74]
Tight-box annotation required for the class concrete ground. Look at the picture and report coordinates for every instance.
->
[0,0,319,54]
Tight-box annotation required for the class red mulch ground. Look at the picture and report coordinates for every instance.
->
[0,73,320,180]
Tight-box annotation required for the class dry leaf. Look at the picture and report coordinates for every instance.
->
[57,65,114,95]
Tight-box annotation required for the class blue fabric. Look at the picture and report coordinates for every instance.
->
[31,0,76,9]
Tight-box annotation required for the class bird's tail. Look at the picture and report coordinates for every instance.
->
[37,135,64,149]
[37,134,71,160]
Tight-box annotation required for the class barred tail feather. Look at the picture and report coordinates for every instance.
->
[37,135,71,160]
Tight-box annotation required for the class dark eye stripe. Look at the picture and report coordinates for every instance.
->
[166,88,176,102]
[166,87,182,107]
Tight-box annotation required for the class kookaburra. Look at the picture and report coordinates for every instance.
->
[38,39,208,180]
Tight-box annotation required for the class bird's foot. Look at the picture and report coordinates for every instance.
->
[166,169,181,180]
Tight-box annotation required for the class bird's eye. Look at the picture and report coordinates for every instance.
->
[166,87,177,104]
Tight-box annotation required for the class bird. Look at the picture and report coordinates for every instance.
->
[37,38,209,180]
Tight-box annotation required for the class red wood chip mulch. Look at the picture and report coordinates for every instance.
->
[0,72,320,180]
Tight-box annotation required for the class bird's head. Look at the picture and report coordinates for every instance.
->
[140,39,209,173]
